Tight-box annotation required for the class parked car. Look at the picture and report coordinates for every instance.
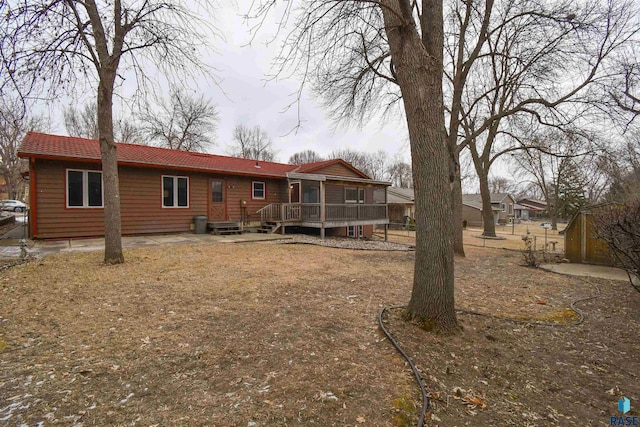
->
[0,200,27,212]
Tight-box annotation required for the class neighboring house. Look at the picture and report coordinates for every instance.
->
[387,187,415,224]
[18,132,390,239]
[462,193,515,227]
[564,203,618,266]
[516,198,547,220]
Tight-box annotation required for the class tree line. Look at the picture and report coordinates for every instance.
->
[2,0,639,332]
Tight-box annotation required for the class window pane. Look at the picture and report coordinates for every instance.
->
[163,176,174,207]
[67,171,84,206]
[87,172,102,206]
[211,180,223,203]
[345,188,357,203]
[177,177,188,207]
[253,182,265,199]
[358,188,365,203]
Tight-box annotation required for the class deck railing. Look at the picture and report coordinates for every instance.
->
[258,203,387,223]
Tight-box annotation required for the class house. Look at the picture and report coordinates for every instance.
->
[461,193,515,227]
[516,198,547,220]
[387,187,415,225]
[18,132,390,239]
[564,203,617,266]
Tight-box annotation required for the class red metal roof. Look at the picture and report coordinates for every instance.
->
[19,132,299,178]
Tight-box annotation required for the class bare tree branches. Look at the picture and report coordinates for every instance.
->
[288,150,324,164]
[1,0,219,264]
[0,97,47,201]
[139,89,219,152]
[228,124,276,161]
[64,102,141,143]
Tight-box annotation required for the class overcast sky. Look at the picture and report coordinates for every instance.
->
[41,1,411,165]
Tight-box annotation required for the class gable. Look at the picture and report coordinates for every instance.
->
[312,162,365,178]
[294,158,370,179]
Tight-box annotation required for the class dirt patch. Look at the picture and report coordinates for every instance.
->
[1,243,638,426]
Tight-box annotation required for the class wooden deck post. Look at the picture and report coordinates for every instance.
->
[384,224,388,242]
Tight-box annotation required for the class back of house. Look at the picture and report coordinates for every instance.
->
[18,132,390,239]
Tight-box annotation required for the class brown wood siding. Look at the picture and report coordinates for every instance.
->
[585,213,614,265]
[313,163,363,178]
[325,184,344,204]
[564,213,582,263]
[564,210,615,265]
[33,159,288,238]
[222,176,287,223]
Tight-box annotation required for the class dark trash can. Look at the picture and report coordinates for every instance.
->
[194,216,208,234]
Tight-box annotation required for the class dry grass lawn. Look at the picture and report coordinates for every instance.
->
[1,240,639,426]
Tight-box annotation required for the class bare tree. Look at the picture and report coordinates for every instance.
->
[387,157,413,188]
[488,176,515,194]
[0,99,46,201]
[458,0,638,238]
[64,102,141,144]
[512,129,594,229]
[250,0,459,332]
[1,1,217,264]
[288,150,323,165]
[139,88,219,152]
[328,148,388,180]
[228,124,276,161]
[602,136,640,202]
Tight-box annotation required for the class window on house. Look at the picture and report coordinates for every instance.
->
[508,204,513,215]
[501,203,506,212]
[358,188,365,204]
[345,188,358,203]
[67,169,103,208]
[347,225,364,238]
[163,176,189,207]
[252,181,265,200]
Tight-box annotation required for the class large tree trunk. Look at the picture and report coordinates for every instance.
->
[450,150,465,256]
[478,170,497,237]
[381,0,458,333]
[97,72,124,264]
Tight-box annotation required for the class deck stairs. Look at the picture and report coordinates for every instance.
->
[208,221,243,235]
[257,221,282,234]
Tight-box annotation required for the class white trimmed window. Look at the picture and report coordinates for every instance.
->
[163,176,189,208]
[252,181,266,200]
[67,169,103,208]
[347,225,364,238]
[501,203,506,212]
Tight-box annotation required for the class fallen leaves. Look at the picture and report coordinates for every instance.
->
[451,387,487,409]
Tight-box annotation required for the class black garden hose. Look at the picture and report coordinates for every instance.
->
[378,305,429,427]
[377,277,601,427]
